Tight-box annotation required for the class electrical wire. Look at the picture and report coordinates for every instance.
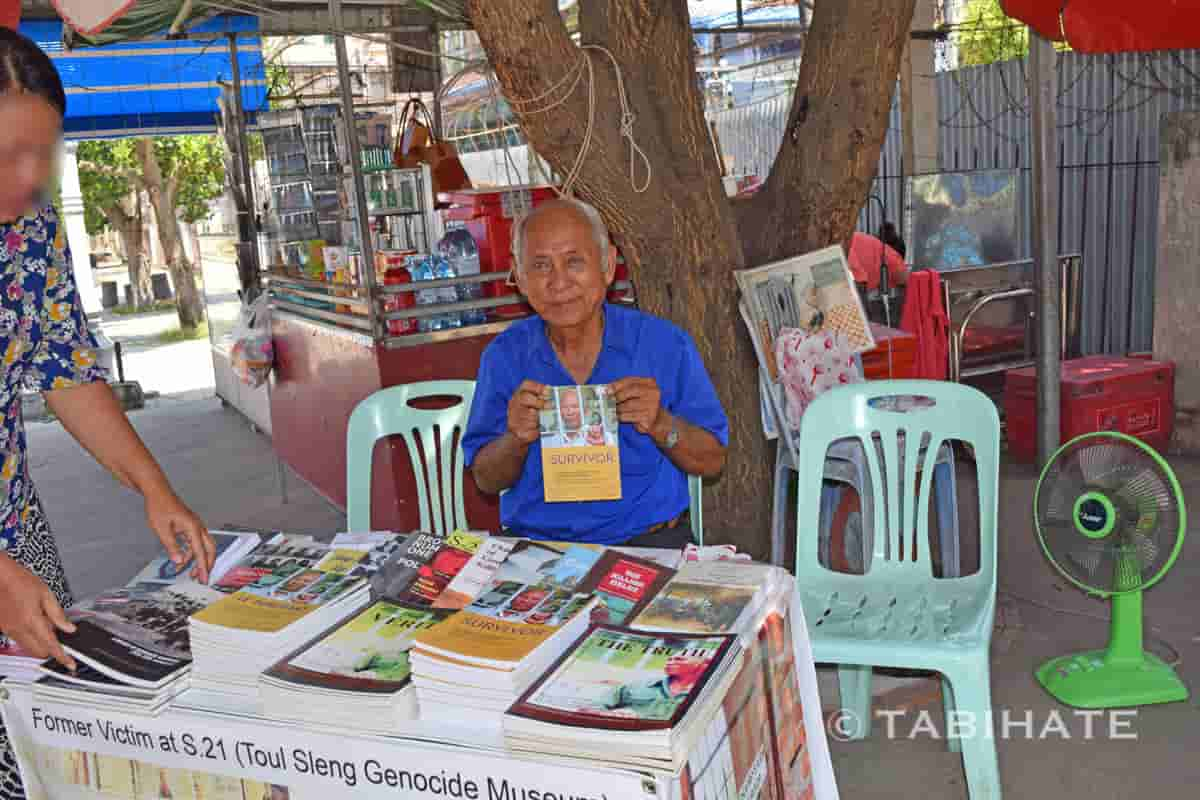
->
[998,589,1185,669]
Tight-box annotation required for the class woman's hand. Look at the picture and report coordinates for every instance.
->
[0,553,76,670]
[145,489,215,584]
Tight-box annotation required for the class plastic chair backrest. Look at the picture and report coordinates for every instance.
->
[688,474,703,544]
[346,380,475,536]
[794,380,998,588]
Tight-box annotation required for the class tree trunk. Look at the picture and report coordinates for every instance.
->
[468,0,913,560]
[136,138,206,331]
[100,194,152,310]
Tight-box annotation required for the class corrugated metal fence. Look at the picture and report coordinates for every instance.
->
[709,50,1200,355]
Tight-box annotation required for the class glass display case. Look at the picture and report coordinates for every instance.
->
[259,105,345,275]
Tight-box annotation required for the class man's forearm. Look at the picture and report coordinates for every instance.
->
[652,413,726,479]
[471,431,531,495]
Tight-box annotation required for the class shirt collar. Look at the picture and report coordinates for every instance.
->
[532,302,634,367]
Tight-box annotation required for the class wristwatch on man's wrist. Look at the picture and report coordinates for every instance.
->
[662,414,680,450]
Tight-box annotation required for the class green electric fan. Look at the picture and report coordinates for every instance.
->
[1033,431,1188,708]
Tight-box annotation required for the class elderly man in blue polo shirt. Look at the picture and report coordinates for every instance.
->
[462,197,729,548]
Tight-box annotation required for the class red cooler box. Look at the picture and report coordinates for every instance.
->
[1004,355,1175,462]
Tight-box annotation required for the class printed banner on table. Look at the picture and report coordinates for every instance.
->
[541,385,621,502]
[1,686,655,800]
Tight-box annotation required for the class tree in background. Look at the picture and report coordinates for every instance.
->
[77,140,151,309]
[80,136,225,332]
[956,0,1029,66]
[468,0,915,557]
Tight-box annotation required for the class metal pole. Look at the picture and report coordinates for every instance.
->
[1029,31,1060,466]
[227,34,261,296]
[431,25,444,139]
[331,0,380,339]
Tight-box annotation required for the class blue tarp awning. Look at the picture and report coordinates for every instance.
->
[20,15,268,140]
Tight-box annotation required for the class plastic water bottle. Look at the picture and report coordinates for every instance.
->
[438,229,486,326]
[408,256,442,333]
[432,255,463,329]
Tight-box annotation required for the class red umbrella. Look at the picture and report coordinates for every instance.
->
[1000,0,1200,53]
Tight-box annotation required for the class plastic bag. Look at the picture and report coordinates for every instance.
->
[230,292,273,388]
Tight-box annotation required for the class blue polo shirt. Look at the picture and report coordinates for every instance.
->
[462,303,729,545]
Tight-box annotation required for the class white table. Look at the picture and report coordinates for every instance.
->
[2,584,839,800]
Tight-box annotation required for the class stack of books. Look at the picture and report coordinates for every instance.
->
[409,542,608,722]
[36,581,223,713]
[0,641,43,684]
[256,529,497,731]
[188,535,374,698]
[503,625,743,772]
[631,559,789,637]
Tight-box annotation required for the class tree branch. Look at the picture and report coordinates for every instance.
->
[78,160,146,190]
[735,0,916,265]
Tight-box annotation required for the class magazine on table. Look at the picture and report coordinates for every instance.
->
[412,541,602,670]
[370,529,488,604]
[575,548,676,626]
[507,626,738,729]
[264,600,450,694]
[56,581,222,689]
[540,384,621,502]
[126,530,262,589]
[211,533,329,594]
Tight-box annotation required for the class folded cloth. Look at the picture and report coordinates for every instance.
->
[774,328,862,430]
[899,270,949,380]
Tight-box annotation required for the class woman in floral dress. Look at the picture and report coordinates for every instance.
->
[0,28,216,799]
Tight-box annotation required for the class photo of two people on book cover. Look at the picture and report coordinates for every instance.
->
[540,385,619,449]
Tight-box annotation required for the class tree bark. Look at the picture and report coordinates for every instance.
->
[136,138,206,331]
[468,0,913,560]
[101,193,151,309]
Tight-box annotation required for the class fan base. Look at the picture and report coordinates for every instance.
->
[1036,650,1189,709]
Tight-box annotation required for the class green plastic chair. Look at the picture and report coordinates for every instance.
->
[793,380,1001,800]
[346,380,475,536]
[689,474,704,545]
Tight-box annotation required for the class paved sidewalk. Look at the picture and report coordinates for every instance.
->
[26,393,345,601]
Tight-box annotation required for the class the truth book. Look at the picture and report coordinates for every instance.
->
[540,384,621,502]
[508,626,736,728]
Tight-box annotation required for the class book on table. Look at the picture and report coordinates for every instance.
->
[126,529,262,590]
[503,625,743,772]
[256,529,488,731]
[52,580,222,691]
[409,541,604,721]
[188,533,377,697]
[631,559,787,636]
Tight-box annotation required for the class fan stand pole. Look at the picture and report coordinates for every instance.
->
[1104,590,1145,666]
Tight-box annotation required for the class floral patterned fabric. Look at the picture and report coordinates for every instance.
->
[774,327,861,430]
[0,204,107,554]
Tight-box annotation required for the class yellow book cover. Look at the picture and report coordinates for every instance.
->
[414,610,560,665]
[314,548,368,575]
[540,384,621,502]
[192,591,315,634]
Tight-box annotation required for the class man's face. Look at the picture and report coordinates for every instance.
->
[515,204,615,330]
[559,390,582,429]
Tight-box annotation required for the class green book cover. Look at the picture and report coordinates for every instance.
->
[509,625,736,729]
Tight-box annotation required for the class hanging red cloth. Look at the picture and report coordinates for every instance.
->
[0,0,19,31]
[1000,0,1200,53]
[899,270,949,380]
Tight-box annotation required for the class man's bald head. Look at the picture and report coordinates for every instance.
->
[511,196,610,275]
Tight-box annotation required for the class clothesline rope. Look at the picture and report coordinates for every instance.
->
[506,44,652,197]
